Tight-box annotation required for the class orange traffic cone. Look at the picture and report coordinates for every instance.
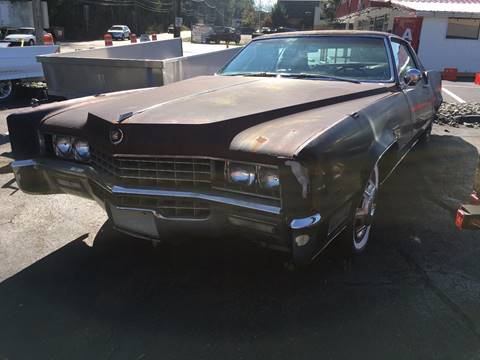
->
[104,33,113,46]
[43,33,54,45]
[475,73,480,85]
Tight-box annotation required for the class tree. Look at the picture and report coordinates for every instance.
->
[323,0,342,22]
[271,3,287,28]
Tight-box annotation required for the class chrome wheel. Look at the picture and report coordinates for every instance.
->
[353,165,378,251]
[0,80,13,101]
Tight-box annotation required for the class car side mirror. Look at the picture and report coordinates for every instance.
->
[404,68,422,86]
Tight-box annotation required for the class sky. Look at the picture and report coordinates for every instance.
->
[254,0,276,11]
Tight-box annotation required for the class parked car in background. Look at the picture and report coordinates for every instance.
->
[4,27,46,46]
[252,27,297,38]
[252,27,273,38]
[206,26,241,44]
[239,27,255,35]
[168,24,175,34]
[8,31,442,266]
[107,25,131,40]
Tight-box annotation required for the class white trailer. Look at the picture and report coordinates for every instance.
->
[0,43,59,101]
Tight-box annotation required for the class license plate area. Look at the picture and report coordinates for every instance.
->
[109,204,159,239]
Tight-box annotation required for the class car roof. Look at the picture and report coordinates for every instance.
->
[253,30,402,41]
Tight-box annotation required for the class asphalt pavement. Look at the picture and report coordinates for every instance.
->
[1,82,480,359]
[442,80,480,104]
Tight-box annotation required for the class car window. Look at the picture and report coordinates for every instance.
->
[220,36,392,82]
[391,40,418,84]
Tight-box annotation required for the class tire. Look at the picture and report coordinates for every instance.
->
[341,164,379,255]
[0,80,14,102]
[419,123,432,144]
[28,40,34,46]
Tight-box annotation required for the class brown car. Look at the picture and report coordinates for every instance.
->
[8,31,442,266]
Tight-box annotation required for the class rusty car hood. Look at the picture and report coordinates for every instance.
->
[41,75,394,158]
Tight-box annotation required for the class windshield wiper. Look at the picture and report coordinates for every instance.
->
[222,72,279,78]
[279,73,361,84]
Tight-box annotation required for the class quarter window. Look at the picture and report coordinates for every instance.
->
[446,18,480,40]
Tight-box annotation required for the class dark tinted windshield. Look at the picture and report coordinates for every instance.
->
[109,26,124,31]
[8,28,34,35]
[220,36,392,82]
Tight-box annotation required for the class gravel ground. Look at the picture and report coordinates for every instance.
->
[435,102,480,127]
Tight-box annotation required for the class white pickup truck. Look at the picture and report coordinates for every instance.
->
[0,43,59,102]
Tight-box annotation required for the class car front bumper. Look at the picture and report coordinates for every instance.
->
[11,159,323,256]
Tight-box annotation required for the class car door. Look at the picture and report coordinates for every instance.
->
[391,38,434,141]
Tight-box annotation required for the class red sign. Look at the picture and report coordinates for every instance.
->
[393,17,423,52]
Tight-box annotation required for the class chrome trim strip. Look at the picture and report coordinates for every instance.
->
[111,185,282,215]
[114,205,210,222]
[11,159,38,169]
[290,213,321,229]
[379,138,419,186]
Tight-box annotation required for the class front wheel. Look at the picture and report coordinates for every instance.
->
[342,165,379,254]
[0,80,14,102]
[419,123,432,144]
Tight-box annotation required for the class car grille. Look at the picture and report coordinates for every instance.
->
[91,149,213,189]
[117,195,210,219]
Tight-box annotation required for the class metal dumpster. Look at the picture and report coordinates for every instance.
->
[38,38,241,99]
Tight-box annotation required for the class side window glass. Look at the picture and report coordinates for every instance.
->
[391,41,418,84]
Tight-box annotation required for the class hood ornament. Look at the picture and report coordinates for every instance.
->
[117,111,134,123]
[109,128,124,145]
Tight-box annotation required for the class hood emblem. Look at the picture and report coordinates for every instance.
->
[109,128,124,145]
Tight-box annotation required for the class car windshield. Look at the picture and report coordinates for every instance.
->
[109,26,123,31]
[8,28,34,35]
[220,36,392,82]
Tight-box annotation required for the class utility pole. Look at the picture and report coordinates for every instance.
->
[32,0,44,44]
[173,0,181,38]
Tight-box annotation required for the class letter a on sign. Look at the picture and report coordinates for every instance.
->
[402,28,413,42]
[393,17,423,51]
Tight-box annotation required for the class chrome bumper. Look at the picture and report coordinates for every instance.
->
[11,159,322,251]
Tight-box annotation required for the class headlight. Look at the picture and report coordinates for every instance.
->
[73,140,90,162]
[258,168,280,189]
[228,163,256,186]
[53,135,73,158]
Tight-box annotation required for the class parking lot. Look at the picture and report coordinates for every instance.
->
[442,81,480,104]
[1,81,480,359]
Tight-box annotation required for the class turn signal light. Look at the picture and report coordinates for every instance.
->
[455,208,466,230]
[471,191,480,205]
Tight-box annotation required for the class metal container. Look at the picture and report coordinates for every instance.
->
[38,38,183,98]
[38,38,241,99]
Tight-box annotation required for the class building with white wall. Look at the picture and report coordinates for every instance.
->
[336,0,480,74]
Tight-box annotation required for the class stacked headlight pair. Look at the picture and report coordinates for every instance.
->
[53,135,90,162]
[227,162,280,190]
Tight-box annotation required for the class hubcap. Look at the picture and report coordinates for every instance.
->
[353,168,378,250]
[0,81,12,100]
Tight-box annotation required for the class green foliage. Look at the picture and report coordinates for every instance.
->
[46,0,257,39]
[271,3,287,27]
